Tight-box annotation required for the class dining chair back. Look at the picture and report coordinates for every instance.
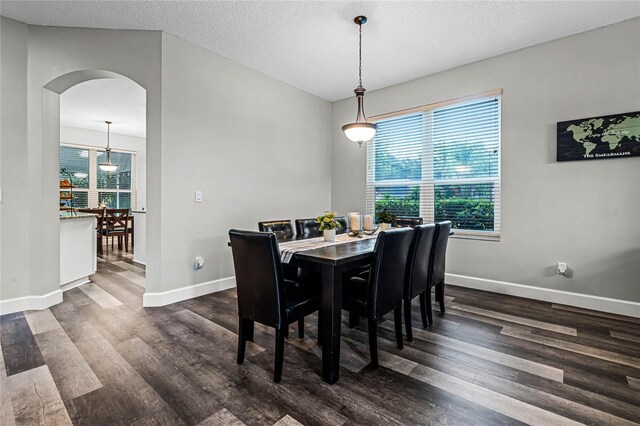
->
[229,230,286,329]
[343,227,413,367]
[295,218,321,238]
[335,216,349,234]
[258,220,294,239]
[229,229,321,382]
[431,221,452,314]
[394,216,424,228]
[78,208,106,254]
[403,224,436,340]
[104,208,130,252]
[368,228,414,319]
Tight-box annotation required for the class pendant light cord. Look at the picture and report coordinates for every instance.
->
[358,21,363,87]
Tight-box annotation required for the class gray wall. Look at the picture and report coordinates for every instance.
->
[0,18,331,305]
[332,18,640,302]
[159,33,331,291]
[1,18,30,299]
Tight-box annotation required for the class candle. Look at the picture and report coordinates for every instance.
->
[364,214,373,231]
[350,213,361,232]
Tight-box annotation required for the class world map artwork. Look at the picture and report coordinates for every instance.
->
[557,111,640,161]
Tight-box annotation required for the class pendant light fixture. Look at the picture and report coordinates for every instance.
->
[341,15,376,147]
[98,120,118,172]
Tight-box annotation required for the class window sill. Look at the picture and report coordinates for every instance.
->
[450,232,500,242]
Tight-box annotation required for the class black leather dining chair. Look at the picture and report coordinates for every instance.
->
[343,228,413,367]
[403,224,437,340]
[229,229,321,383]
[427,221,452,323]
[258,220,295,240]
[295,218,321,238]
[394,216,424,228]
[335,216,349,234]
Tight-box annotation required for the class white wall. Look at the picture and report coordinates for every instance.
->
[157,32,331,295]
[332,18,640,304]
[60,126,147,209]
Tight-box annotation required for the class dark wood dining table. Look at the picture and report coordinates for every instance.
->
[281,234,377,384]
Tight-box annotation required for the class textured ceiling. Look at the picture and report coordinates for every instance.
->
[2,1,639,101]
[61,79,146,137]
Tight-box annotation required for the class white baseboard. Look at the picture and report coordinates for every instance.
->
[60,277,91,292]
[143,276,236,307]
[0,289,64,316]
[446,273,640,318]
[133,259,146,266]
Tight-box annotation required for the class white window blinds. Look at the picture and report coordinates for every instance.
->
[366,92,501,238]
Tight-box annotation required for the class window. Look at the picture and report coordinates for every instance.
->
[59,146,89,208]
[366,91,501,239]
[59,145,136,210]
[97,150,133,209]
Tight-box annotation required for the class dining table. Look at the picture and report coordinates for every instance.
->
[278,233,378,384]
[230,228,453,384]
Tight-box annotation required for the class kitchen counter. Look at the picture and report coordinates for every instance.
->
[132,210,146,265]
[60,212,97,290]
[59,211,99,220]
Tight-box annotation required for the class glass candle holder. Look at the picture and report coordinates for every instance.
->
[348,212,363,233]
[363,214,374,232]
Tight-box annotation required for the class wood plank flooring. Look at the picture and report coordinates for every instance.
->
[1,248,639,425]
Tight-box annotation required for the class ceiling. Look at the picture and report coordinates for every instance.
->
[3,1,639,102]
[60,78,146,137]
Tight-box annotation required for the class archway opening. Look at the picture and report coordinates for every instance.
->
[45,70,148,305]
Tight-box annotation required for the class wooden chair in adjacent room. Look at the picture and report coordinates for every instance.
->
[78,208,106,255]
[104,208,130,252]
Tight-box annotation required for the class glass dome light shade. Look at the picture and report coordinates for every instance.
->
[99,163,118,172]
[342,122,377,145]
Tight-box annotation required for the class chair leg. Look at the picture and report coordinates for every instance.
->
[298,318,304,338]
[237,316,247,364]
[404,299,413,342]
[425,290,433,326]
[436,282,446,313]
[394,307,403,350]
[317,311,323,345]
[124,233,129,252]
[348,311,359,329]
[245,318,254,341]
[367,319,379,368]
[419,291,429,328]
[274,329,285,383]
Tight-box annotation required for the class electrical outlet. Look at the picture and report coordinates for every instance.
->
[557,262,568,275]
[194,256,205,270]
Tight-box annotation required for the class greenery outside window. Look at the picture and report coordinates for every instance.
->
[366,91,501,239]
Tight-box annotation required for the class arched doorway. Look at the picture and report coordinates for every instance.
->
[44,70,150,305]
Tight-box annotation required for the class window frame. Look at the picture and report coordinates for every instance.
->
[366,89,502,241]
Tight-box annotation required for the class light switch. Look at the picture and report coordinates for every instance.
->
[195,190,203,202]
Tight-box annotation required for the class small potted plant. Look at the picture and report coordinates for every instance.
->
[317,211,341,241]
[377,208,396,231]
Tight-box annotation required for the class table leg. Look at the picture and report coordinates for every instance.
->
[321,264,342,384]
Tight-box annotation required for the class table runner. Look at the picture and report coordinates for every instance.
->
[279,232,378,263]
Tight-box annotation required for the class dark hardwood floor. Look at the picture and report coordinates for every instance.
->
[1,249,640,425]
